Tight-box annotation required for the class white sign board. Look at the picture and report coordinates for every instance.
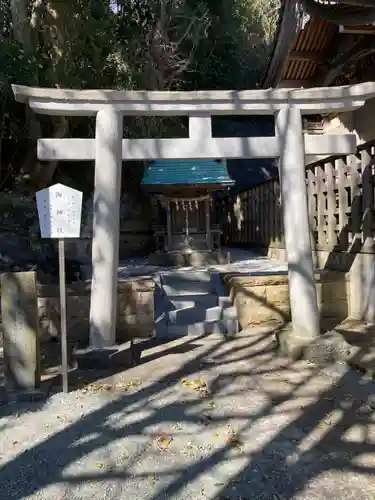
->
[36,183,83,239]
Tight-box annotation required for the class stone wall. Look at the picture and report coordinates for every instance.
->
[222,271,348,330]
[0,277,155,346]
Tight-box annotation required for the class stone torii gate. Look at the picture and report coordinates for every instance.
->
[12,83,375,358]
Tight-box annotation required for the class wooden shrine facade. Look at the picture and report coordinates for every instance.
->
[153,194,222,254]
[142,159,234,260]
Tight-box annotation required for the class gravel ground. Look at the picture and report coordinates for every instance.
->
[1,331,375,500]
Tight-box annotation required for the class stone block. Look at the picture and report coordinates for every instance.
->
[3,277,157,345]
[225,270,348,330]
[265,285,290,306]
[1,271,41,391]
[276,323,315,360]
[234,287,290,328]
[118,291,154,317]
[233,285,266,305]
[117,314,155,341]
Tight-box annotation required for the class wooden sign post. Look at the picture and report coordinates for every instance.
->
[36,183,82,393]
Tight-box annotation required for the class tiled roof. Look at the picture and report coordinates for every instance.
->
[141,118,278,192]
[141,159,234,186]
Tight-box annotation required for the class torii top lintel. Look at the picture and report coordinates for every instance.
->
[11,82,375,116]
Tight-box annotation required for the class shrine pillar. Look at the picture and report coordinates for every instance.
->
[89,108,123,348]
[276,107,320,353]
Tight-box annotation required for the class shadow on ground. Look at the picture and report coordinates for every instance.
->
[1,329,375,499]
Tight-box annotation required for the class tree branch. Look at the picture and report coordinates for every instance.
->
[315,35,375,85]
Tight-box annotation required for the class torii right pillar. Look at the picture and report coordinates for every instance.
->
[276,107,319,356]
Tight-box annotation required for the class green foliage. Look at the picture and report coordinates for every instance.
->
[0,0,279,188]
[34,1,127,90]
[190,0,279,90]
[0,38,36,164]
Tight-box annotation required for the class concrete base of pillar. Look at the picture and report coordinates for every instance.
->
[74,342,133,370]
[275,323,318,360]
[276,324,354,366]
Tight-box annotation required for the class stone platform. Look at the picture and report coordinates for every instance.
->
[147,249,230,267]
[221,269,349,331]
[16,278,155,346]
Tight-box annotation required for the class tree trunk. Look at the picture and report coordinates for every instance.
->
[10,0,30,46]
[11,0,74,190]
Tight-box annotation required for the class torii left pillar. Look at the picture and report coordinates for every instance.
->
[89,108,123,348]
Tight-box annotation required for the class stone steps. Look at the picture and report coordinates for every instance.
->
[168,295,219,310]
[165,320,227,338]
[161,270,212,284]
[168,305,223,325]
[156,270,239,339]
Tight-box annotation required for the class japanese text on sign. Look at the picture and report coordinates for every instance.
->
[36,183,83,239]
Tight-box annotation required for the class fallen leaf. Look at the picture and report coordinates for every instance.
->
[181,377,209,396]
[318,416,332,427]
[155,433,173,451]
[82,379,141,393]
[226,424,242,448]
[125,380,141,389]
[83,383,112,393]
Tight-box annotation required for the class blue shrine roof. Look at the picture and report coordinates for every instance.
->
[141,159,234,186]
[141,116,278,194]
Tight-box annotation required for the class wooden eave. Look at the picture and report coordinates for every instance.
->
[262,2,375,89]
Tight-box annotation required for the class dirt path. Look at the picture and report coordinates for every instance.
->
[1,329,375,499]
